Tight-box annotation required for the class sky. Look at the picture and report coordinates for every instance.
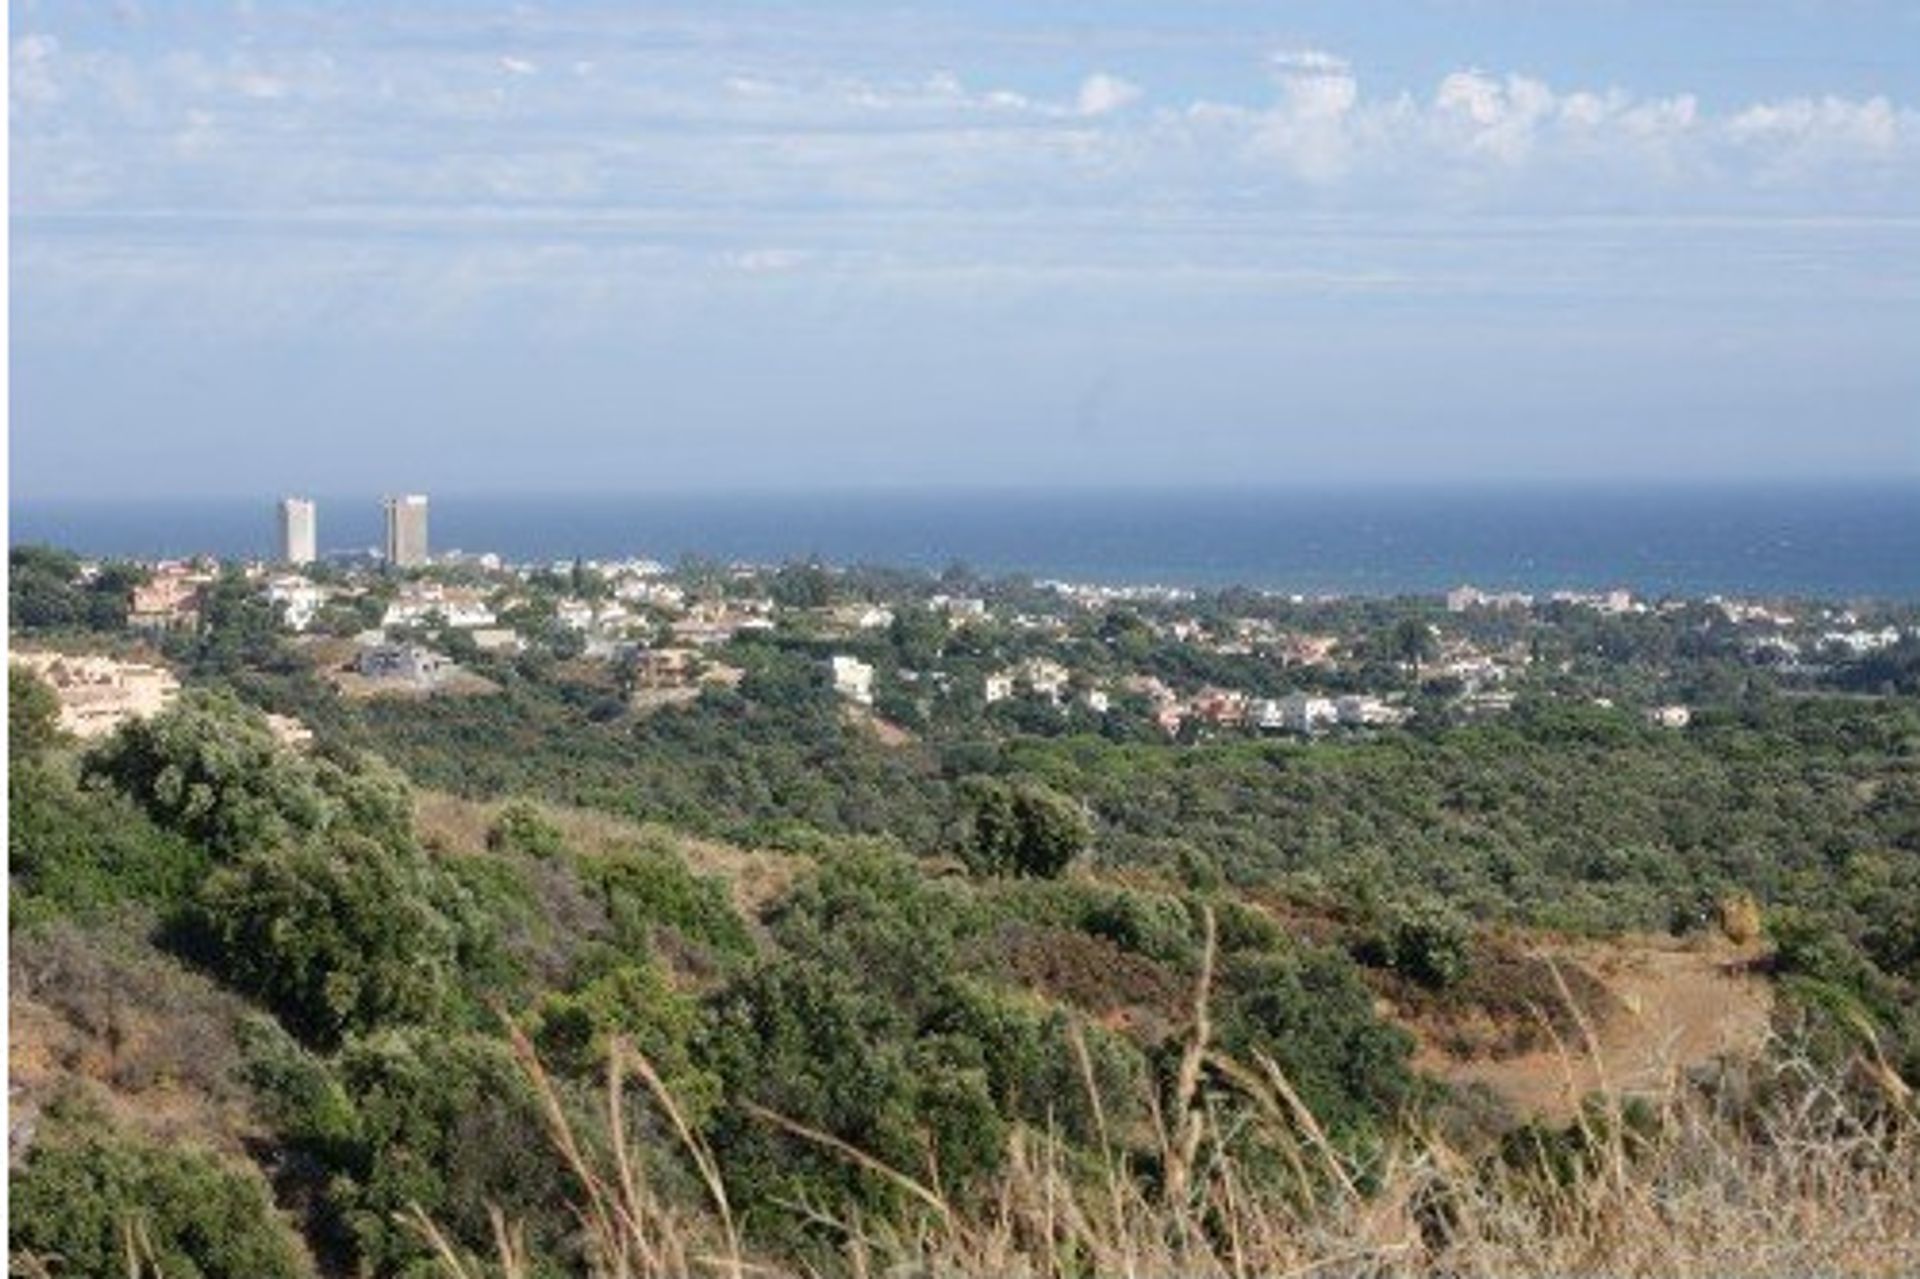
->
[11,0,1920,499]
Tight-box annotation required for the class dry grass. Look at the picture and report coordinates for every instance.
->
[422,909,1920,1279]
[412,789,810,923]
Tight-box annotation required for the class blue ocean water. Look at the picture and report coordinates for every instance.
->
[10,485,1919,599]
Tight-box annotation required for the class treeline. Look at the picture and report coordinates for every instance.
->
[333,647,1920,938]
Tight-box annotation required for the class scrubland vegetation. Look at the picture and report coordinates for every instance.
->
[9,559,1920,1275]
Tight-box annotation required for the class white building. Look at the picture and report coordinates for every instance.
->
[278,496,317,566]
[1018,658,1073,703]
[830,655,875,706]
[1647,704,1693,730]
[1336,695,1408,727]
[984,671,1016,705]
[555,599,596,631]
[383,494,430,568]
[266,575,327,631]
[1822,627,1903,656]
[470,628,525,654]
[1264,692,1340,734]
[383,585,496,630]
[933,596,988,624]
[1447,584,1534,613]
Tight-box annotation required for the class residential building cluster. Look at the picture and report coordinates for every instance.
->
[30,501,1913,738]
[10,650,180,738]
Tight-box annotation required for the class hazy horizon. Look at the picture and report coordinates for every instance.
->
[13,2,1920,499]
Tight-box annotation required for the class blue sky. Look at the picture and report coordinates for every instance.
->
[12,1,1920,498]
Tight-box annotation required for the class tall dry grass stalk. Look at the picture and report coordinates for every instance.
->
[420,931,1920,1279]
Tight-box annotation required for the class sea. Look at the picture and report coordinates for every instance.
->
[10,484,1920,600]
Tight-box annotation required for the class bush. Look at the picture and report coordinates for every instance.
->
[10,664,63,757]
[328,1030,570,1274]
[531,958,718,1115]
[1359,899,1473,990]
[959,776,1089,879]
[487,801,569,860]
[88,691,413,858]
[592,844,755,963]
[701,958,1003,1243]
[187,836,462,1050]
[10,1102,311,1278]
[1217,946,1415,1140]
[9,760,210,924]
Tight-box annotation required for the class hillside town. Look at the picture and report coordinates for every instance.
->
[11,496,1918,749]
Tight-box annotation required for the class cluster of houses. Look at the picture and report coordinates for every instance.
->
[9,650,181,739]
[31,548,1916,741]
[822,648,1412,739]
[9,647,312,747]
[128,562,216,633]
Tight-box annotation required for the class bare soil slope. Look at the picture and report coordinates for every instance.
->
[1411,935,1772,1121]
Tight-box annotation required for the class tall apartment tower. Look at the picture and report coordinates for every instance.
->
[383,494,430,568]
[278,496,317,566]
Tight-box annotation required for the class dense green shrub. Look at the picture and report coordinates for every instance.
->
[487,801,569,860]
[10,1103,311,1278]
[328,1030,570,1275]
[768,845,981,1006]
[591,844,755,963]
[701,957,1004,1241]
[531,957,718,1113]
[1216,946,1416,1141]
[1358,899,1473,990]
[187,836,463,1050]
[9,759,210,924]
[959,776,1089,878]
[924,977,1148,1144]
[88,691,412,858]
[10,664,63,756]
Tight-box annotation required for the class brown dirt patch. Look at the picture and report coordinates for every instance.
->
[1371,932,1623,1063]
[9,927,261,1165]
[1410,934,1772,1123]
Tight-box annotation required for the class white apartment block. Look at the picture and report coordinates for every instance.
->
[278,497,317,566]
[383,494,430,568]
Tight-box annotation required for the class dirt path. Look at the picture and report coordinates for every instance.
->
[1413,936,1772,1122]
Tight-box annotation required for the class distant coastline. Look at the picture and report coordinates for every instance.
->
[12,482,1920,600]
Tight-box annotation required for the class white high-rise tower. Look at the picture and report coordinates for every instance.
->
[278,496,317,566]
[383,494,429,568]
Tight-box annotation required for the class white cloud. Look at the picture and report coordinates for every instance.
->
[725,247,809,273]
[1077,72,1140,118]
[1238,48,1362,182]
[12,32,64,105]
[9,10,1917,230]
[1729,94,1901,156]
[1269,49,1349,76]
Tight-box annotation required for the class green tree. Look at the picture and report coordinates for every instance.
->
[188,835,462,1049]
[10,665,63,757]
[959,776,1089,878]
[88,692,413,858]
[1389,616,1439,683]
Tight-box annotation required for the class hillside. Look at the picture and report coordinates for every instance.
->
[9,660,1919,1276]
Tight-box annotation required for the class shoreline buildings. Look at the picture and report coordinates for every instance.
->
[278,496,317,565]
[384,494,430,568]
